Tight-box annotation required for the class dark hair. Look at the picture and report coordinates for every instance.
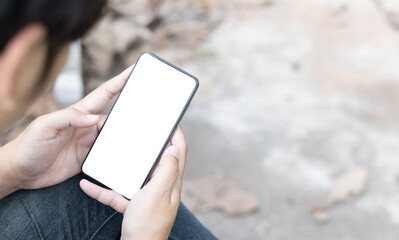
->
[0,0,107,86]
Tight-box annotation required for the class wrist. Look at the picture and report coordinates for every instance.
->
[0,146,18,199]
[121,226,170,240]
[121,233,167,240]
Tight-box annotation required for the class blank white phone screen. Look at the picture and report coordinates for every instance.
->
[82,52,197,199]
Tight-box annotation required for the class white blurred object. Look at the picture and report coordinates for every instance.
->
[53,41,84,107]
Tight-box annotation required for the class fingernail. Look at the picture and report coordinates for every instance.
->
[86,114,99,121]
[169,146,180,159]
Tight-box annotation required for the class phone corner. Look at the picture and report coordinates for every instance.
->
[140,51,155,59]
[81,163,88,176]
[192,76,200,88]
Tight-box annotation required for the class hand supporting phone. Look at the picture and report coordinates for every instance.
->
[82,52,198,199]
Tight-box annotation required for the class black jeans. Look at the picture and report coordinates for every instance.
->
[0,173,216,239]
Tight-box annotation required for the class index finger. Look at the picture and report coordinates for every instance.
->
[80,179,129,213]
[73,65,134,114]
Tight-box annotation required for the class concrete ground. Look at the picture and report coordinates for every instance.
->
[177,0,399,239]
[44,0,399,239]
[4,0,399,239]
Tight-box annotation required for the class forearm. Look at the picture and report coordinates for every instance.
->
[0,147,17,199]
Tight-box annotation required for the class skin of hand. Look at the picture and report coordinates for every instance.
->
[80,125,187,240]
[0,65,133,194]
[0,62,188,238]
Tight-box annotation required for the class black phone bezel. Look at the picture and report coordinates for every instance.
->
[81,51,199,199]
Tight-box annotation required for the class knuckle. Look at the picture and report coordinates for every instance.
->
[108,196,118,209]
[67,106,80,116]
[69,104,84,113]
[68,103,78,110]
[102,86,116,100]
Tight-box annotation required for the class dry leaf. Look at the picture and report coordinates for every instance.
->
[328,167,369,204]
[213,187,259,216]
[311,205,329,224]
[182,176,259,216]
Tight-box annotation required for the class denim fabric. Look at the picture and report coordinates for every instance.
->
[0,173,216,240]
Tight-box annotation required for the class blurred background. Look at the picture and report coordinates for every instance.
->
[3,0,399,239]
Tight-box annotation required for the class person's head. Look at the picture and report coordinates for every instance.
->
[0,0,107,134]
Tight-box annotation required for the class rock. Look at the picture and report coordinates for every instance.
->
[200,0,220,11]
[83,46,113,78]
[112,19,152,53]
[82,16,115,77]
[231,0,275,8]
[109,0,159,26]
[82,0,217,83]
[82,14,153,82]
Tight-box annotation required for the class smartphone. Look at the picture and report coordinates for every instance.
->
[82,52,198,199]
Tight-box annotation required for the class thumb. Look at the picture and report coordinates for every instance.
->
[34,107,99,133]
[146,145,180,193]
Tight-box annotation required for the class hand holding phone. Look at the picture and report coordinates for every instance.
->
[81,52,197,238]
[81,52,198,199]
[0,66,133,199]
[80,125,187,239]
